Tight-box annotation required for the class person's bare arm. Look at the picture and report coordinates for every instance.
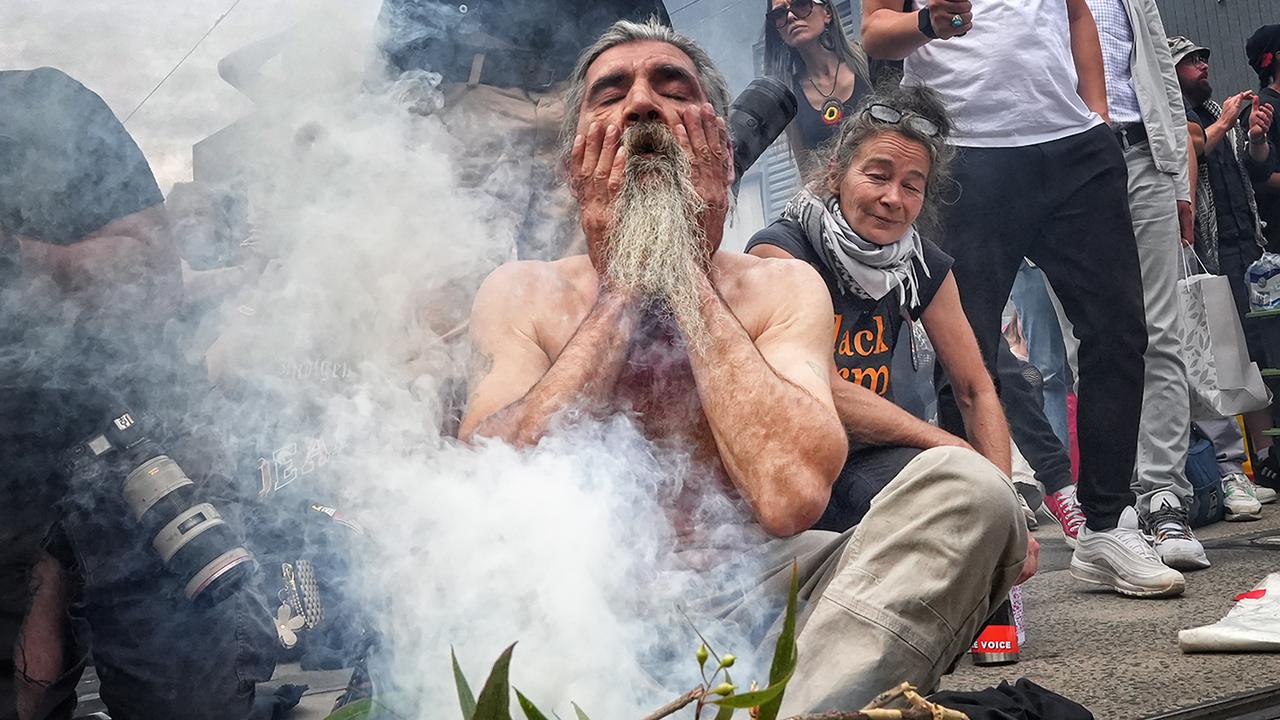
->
[1188,120,1207,158]
[1202,92,1251,154]
[16,206,180,303]
[14,552,68,720]
[861,0,973,61]
[921,273,1012,476]
[748,243,970,451]
[1066,0,1109,124]
[684,261,848,537]
[458,264,639,446]
[829,374,971,449]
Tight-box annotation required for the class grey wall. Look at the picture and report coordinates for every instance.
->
[669,0,769,96]
[1157,0,1277,96]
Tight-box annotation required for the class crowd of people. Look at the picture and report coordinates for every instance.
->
[5,0,1280,718]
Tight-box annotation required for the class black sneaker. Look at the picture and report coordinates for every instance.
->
[1256,447,1280,492]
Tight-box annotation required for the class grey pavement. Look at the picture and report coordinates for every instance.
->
[941,508,1280,719]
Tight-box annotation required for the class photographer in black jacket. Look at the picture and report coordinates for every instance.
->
[0,68,279,720]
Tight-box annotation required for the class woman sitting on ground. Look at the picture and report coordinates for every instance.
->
[747,85,1012,533]
[763,0,871,173]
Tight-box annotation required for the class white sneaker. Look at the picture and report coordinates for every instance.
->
[1070,506,1186,598]
[1255,483,1279,505]
[1222,473,1263,521]
[1144,491,1210,570]
[1239,473,1276,505]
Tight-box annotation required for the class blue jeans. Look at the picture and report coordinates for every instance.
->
[1010,263,1071,448]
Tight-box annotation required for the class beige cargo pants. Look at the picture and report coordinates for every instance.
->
[733,446,1027,715]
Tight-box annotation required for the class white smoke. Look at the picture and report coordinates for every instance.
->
[153,1,773,717]
[6,0,775,714]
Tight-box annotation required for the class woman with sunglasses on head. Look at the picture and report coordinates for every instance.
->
[746,86,1025,554]
[763,0,871,173]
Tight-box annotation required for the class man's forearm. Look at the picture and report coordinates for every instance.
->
[832,378,968,450]
[15,552,67,720]
[1068,0,1109,122]
[861,7,930,61]
[468,293,639,445]
[958,388,1012,477]
[1203,118,1233,154]
[684,274,845,535]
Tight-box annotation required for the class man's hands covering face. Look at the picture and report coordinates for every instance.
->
[572,105,735,271]
[571,122,626,265]
[673,103,734,237]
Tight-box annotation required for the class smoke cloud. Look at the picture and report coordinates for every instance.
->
[0,0,782,716]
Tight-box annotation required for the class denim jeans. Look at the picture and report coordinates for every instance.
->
[1010,263,1070,448]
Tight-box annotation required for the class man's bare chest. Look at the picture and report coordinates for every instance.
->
[614,319,708,440]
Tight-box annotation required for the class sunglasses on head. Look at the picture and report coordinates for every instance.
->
[864,103,941,138]
[767,0,827,30]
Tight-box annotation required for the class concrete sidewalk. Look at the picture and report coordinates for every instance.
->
[941,509,1280,719]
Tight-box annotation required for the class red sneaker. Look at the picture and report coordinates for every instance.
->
[1045,484,1086,548]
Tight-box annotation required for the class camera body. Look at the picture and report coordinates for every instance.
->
[64,409,254,604]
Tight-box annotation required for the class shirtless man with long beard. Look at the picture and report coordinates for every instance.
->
[459,20,1027,714]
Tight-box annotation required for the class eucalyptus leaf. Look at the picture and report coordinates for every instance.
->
[714,703,736,720]
[514,689,552,720]
[756,561,800,720]
[324,699,374,720]
[472,643,517,720]
[453,647,478,720]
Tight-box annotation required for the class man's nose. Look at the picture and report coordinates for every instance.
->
[622,85,663,125]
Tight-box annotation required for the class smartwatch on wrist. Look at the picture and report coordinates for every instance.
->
[918,7,939,39]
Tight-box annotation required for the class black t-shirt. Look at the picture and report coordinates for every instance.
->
[746,218,953,400]
[0,69,167,402]
[1187,101,1261,245]
[0,67,163,246]
[791,73,869,154]
[378,0,671,82]
[1256,87,1280,247]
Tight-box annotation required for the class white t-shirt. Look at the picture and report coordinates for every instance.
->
[903,0,1104,147]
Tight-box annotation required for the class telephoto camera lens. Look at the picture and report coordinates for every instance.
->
[78,410,255,605]
[727,76,798,184]
[122,451,254,604]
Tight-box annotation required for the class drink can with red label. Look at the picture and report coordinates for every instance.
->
[971,586,1022,666]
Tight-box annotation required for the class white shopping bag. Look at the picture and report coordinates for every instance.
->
[1177,252,1271,420]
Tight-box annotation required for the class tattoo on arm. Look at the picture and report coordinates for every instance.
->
[806,360,827,381]
[467,345,496,399]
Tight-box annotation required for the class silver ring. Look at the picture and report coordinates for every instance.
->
[951,14,964,27]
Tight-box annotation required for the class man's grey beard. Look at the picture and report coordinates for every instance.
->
[605,122,710,350]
